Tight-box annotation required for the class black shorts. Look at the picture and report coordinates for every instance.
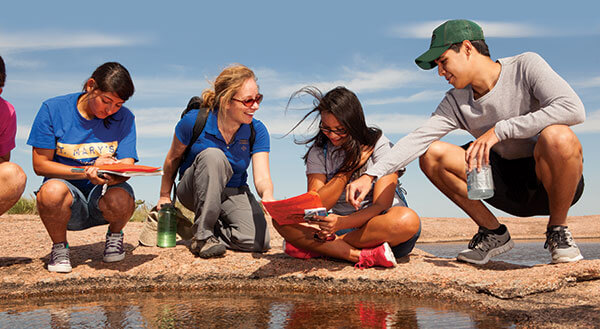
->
[462,143,584,217]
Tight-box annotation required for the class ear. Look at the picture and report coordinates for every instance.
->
[0,87,3,95]
[462,40,473,55]
[84,78,96,92]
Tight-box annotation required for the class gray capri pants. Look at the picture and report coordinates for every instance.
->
[176,148,270,252]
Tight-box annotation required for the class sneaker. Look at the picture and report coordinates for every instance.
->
[103,231,125,263]
[457,225,514,265]
[545,225,584,263]
[190,236,226,258]
[48,242,72,273]
[283,240,322,259]
[355,242,397,269]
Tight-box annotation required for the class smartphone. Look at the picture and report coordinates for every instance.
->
[304,207,327,222]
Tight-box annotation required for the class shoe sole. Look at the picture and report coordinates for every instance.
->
[103,253,125,263]
[48,264,72,273]
[198,245,226,259]
[552,254,584,264]
[383,242,398,267]
[457,239,515,265]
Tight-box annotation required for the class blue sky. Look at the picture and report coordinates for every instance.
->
[1,1,598,217]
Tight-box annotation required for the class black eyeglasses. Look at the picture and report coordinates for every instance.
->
[319,122,347,136]
[232,94,263,107]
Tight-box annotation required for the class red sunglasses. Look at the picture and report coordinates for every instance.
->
[232,93,263,107]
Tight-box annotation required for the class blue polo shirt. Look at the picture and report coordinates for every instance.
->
[175,109,270,187]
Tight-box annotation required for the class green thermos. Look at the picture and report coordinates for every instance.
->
[157,204,177,248]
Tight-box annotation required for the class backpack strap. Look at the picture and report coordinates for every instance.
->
[249,122,255,153]
[172,103,210,202]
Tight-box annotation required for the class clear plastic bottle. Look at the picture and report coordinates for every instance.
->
[157,204,177,248]
[466,164,495,200]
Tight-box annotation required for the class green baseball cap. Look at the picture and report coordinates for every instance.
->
[415,19,485,70]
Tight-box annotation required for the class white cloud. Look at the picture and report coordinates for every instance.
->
[573,109,600,133]
[16,125,30,140]
[0,31,148,53]
[364,90,445,106]
[133,107,181,137]
[390,20,550,39]
[257,67,429,100]
[574,76,600,88]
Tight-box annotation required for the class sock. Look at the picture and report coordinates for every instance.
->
[491,224,506,235]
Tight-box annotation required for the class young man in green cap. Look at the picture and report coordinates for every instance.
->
[347,19,585,265]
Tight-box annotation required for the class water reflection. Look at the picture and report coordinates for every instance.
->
[0,291,512,328]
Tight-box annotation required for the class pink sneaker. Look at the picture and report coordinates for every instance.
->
[355,242,397,269]
[283,240,322,259]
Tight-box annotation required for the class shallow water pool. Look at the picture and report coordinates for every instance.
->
[0,291,513,328]
[417,240,600,266]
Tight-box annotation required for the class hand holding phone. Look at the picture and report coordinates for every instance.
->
[304,207,327,222]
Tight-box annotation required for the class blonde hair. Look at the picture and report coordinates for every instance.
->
[201,64,256,110]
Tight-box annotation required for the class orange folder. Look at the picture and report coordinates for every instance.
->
[262,191,323,225]
[71,164,162,177]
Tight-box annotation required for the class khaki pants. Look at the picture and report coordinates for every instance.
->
[176,148,270,252]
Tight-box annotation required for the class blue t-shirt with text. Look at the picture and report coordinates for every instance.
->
[27,92,138,194]
[175,109,269,187]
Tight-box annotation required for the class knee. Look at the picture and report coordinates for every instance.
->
[419,141,448,173]
[0,162,27,193]
[537,125,582,160]
[386,207,421,238]
[37,180,71,210]
[195,148,228,167]
[99,187,135,217]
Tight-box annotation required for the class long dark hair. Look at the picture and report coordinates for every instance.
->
[287,86,381,173]
[82,62,135,127]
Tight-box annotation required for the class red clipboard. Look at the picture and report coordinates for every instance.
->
[262,191,323,225]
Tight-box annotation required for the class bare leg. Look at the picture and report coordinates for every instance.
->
[534,125,583,227]
[341,206,420,248]
[36,180,73,243]
[419,141,499,229]
[273,220,361,262]
[98,187,135,233]
[273,206,420,263]
[0,162,27,215]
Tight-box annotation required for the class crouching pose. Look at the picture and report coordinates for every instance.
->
[158,64,274,258]
[27,62,138,273]
[274,87,421,269]
[0,54,26,215]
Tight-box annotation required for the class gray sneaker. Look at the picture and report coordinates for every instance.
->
[190,236,226,258]
[103,231,125,263]
[545,226,583,264]
[48,242,72,273]
[457,225,514,265]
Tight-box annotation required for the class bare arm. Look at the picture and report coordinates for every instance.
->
[251,151,274,201]
[307,172,353,210]
[0,151,9,163]
[32,147,133,185]
[158,134,187,207]
[316,172,399,234]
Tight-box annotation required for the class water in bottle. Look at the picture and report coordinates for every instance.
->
[157,204,177,248]
[466,164,494,200]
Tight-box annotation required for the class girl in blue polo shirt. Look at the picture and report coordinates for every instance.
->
[158,64,273,258]
[27,62,137,273]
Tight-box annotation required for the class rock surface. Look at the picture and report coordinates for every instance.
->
[0,214,599,328]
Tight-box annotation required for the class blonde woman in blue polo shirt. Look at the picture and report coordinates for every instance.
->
[158,64,273,259]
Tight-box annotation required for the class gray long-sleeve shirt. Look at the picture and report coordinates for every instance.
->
[366,52,586,179]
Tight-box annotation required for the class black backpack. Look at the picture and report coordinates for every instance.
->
[180,96,256,162]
